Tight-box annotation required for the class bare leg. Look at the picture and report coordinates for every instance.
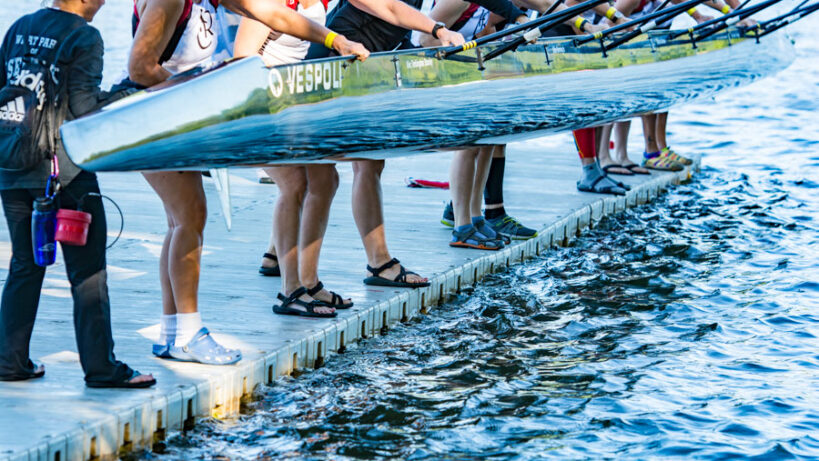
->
[299,165,350,306]
[470,146,494,217]
[353,160,427,284]
[265,166,334,314]
[642,114,659,154]
[656,112,669,150]
[596,124,630,174]
[143,171,206,315]
[450,148,479,228]
[613,120,650,174]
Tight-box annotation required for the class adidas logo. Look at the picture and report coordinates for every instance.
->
[0,96,25,123]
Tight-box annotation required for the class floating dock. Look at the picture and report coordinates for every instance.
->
[0,140,697,460]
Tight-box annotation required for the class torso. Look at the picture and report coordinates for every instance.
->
[133,0,220,75]
[260,0,326,66]
[328,0,423,52]
[450,4,490,41]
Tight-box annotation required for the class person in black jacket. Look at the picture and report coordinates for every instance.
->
[0,0,155,388]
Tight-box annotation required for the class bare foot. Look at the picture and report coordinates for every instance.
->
[287,291,335,315]
[128,373,155,384]
[598,159,633,175]
[312,287,352,307]
[261,252,279,270]
[370,261,428,284]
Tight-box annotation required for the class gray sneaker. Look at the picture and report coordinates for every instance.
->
[487,214,538,240]
[441,201,454,227]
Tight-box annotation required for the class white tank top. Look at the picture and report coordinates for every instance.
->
[259,2,326,67]
[453,7,490,41]
[161,0,220,74]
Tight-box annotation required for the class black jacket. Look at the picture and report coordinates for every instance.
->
[0,8,131,190]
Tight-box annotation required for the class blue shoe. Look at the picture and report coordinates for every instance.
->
[441,201,454,227]
[487,214,538,240]
[169,327,242,365]
[152,342,172,359]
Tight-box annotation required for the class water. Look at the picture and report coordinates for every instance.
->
[2,3,818,459]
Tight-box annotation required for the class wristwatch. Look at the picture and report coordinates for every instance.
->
[431,21,446,39]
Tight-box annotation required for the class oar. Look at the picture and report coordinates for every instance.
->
[754,1,819,37]
[595,0,713,51]
[434,0,608,58]
[574,0,708,45]
[692,0,786,41]
[480,0,612,62]
[669,0,779,39]
[753,0,812,29]
[542,0,567,17]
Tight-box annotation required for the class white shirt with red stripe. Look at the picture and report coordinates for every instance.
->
[260,0,327,66]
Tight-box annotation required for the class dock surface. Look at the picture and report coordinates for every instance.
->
[0,138,696,460]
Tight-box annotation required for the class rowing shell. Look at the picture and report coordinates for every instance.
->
[60,28,795,172]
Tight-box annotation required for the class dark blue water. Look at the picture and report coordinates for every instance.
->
[138,18,816,461]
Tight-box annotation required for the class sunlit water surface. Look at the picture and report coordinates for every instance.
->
[2,3,818,459]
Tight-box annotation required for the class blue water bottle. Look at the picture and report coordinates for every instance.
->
[32,196,57,267]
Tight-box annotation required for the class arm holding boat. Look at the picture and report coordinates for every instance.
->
[348,0,466,46]
[128,0,182,87]
[221,0,370,60]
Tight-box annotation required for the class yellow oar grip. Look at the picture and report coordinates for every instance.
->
[462,41,477,51]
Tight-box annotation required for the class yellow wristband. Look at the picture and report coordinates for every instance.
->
[687,7,698,16]
[605,7,618,19]
[574,17,588,30]
[721,4,731,13]
[324,31,338,49]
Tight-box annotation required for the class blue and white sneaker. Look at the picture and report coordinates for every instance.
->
[169,327,242,365]
[487,214,538,240]
[441,201,454,228]
[152,342,173,359]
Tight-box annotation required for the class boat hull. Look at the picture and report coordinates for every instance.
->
[61,29,795,171]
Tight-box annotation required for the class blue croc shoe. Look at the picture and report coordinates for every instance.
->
[169,327,242,365]
[152,342,172,359]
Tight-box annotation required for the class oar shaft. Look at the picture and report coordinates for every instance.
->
[604,0,710,50]
[437,0,606,58]
[576,0,705,45]
[671,0,782,39]
[694,0,784,41]
[756,1,819,36]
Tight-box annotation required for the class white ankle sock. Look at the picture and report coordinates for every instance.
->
[159,314,176,344]
[175,312,203,346]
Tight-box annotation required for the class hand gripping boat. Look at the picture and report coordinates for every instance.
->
[60,27,795,172]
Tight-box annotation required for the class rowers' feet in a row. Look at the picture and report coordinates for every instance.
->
[442,202,538,241]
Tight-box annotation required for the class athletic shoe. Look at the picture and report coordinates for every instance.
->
[661,147,693,166]
[487,214,538,240]
[441,201,454,227]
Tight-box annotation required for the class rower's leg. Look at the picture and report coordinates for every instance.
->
[470,146,493,219]
[264,167,306,296]
[642,114,660,155]
[353,160,427,284]
[613,120,649,174]
[143,171,206,316]
[300,164,350,307]
[596,124,630,174]
[450,148,479,228]
[656,112,669,151]
[574,128,625,195]
[483,145,506,220]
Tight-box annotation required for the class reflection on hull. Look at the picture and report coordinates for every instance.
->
[60,29,795,172]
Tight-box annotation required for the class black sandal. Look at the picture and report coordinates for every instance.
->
[86,369,156,389]
[273,287,337,318]
[259,252,280,277]
[307,281,353,309]
[0,360,45,381]
[363,258,431,288]
[577,175,627,196]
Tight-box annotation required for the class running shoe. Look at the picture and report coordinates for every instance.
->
[642,152,683,171]
[441,201,454,227]
[661,147,693,165]
[487,214,538,240]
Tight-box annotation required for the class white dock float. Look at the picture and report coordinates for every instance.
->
[0,139,697,461]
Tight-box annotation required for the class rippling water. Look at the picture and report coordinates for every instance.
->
[137,19,816,461]
[2,3,817,460]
